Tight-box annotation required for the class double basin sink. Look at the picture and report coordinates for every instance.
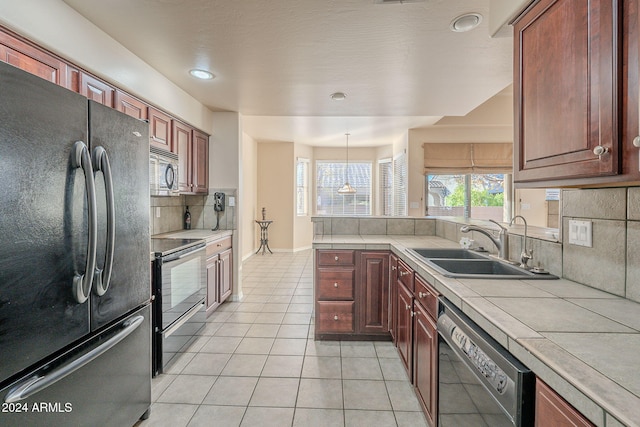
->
[407,248,558,280]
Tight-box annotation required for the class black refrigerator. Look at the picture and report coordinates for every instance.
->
[0,61,151,426]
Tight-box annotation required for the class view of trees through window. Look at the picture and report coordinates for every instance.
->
[427,174,505,221]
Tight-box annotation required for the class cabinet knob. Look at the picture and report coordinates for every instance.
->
[334,256,339,261]
[418,292,427,298]
[391,265,397,270]
[633,136,640,148]
[334,282,339,288]
[593,145,609,157]
[411,311,417,317]
[405,304,411,311]
[334,315,339,321]
[399,271,409,276]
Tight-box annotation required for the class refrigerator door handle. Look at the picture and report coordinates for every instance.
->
[4,315,144,403]
[92,146,115,296]
[71,141,98,304]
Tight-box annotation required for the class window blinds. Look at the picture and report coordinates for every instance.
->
[423,143,513,174]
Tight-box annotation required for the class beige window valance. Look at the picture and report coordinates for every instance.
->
[423,142,513,174]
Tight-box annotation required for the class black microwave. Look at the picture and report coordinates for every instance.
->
[150,147,180,196]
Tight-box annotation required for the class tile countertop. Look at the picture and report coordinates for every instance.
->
[313,234,640,427]
[153,229,233,243]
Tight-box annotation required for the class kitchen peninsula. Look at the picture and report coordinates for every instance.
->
[312,216,640,427]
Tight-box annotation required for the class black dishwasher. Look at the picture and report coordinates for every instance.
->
[437,297,535,427]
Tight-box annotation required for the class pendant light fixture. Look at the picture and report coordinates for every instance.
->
[338,133,357,194]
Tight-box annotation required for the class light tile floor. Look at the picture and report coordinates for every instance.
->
[138,250,428,427]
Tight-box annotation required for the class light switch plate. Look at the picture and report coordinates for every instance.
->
[568,219,592,247]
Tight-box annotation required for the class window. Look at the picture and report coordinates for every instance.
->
[378,159,393,216]
[393,153,407,216]
[316,161,372,215]
[296,158,309,216]
[426,174,506,222]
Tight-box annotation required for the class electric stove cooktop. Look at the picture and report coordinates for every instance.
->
[150,238,205,257]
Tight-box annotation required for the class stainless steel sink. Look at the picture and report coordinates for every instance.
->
[406,248,558,280]
[409,248,487,259]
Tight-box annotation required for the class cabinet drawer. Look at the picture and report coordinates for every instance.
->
[317,268,355,300]
[414,275,438,320]
[317,250,355,267]
[316,301,355,333]
[206,236,232,257]
[397,259,414,292]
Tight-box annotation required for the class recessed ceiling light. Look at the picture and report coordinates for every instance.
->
[450,13,483,32]
[330,92,347,101]
[189,69,215,80]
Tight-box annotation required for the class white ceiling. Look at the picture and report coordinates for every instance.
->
[62,0,514,147]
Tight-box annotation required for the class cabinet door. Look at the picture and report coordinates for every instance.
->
[535,378,595,426]
[0,32,68,87]
[389,254,398,343]
[396,281,413,376]
[115,90,148,120]
[219,248,233,303]
[80,72,114,107]
[513,0,619,182]
[358,252,389,334]
[206,256,220,315]
[174,121,193,192]
[192,130,209,194]
[149,107,173,152]
[413,302,438,427]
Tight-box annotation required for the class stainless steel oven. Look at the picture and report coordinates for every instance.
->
[151,238,206,376]
[437,297,535,427]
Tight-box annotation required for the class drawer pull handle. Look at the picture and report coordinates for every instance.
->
[334,315,339,320]
[418,292,427,298]
[400,271,409,276]
[334,256,339,261]
[334,282,338,288]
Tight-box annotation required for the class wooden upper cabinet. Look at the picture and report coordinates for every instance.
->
[80,72,114,107]
[115,90,148,121]
[513,0,620,183]
[0,31,68,88]
[174,121,193,192]
[192,130,209,194]
[149,107,173,153]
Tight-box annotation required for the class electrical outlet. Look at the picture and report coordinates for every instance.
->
[568,220,592,247]
[228,196,235,207]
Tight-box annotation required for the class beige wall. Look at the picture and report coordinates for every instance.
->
[257,142,295,251]
[0,0,214,133]
[241,133,258,259]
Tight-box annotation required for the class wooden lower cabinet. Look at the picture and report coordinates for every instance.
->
[535,378,595,427]
[389,253,398,343]
[315,250,390,339]
[206,237,233,316]
[396,281,413,373]
[316,301,355,333]
[413,300,438,427]
[358,252,389,335]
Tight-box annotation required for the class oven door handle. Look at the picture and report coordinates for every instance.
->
[162,244,206,263]
[163,300,205,338]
